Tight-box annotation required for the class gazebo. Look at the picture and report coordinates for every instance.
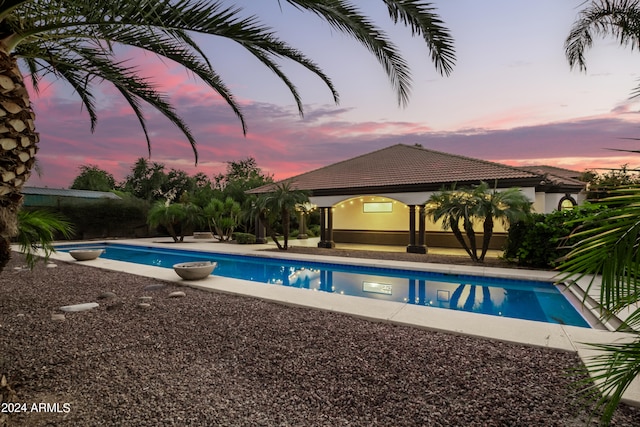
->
[249,144,586,253]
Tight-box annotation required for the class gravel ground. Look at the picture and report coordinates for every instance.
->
[2,252,640,426]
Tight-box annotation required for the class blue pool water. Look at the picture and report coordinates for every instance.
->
[55,242,591,328]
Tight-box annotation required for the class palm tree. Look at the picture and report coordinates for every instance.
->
[559,186,640,424]
[424,182,531,262]
[258,182,308,250]
[566,0,640,97]
[566,4,640,422]
[471,182,532,261]
[147,201,202,242]
[16,209,74,268]
[203,197,241,241]
[0,0,456,272]
[424,189,476,260]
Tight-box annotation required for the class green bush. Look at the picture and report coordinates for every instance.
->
[58,198,150,239]
[234,232,256,244]
[308,224,320,237]
[504,204,604,268]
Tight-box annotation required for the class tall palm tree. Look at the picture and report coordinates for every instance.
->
[0,0,455,271]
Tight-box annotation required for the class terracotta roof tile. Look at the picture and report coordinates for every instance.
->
[519,165,585,187]
[250,144,542,194]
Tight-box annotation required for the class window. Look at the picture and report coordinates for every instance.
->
[363,202,393,213]
[558,195,577,211]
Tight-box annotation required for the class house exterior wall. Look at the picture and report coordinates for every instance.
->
[333,197,408,231]
[533,191,582,213]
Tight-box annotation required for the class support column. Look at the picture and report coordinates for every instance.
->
[297,211,308,239]
[319,207,326,241]
[318,207,335,248]
[407,204,427,254]
[255,214,267,244]
[418,205,427,252]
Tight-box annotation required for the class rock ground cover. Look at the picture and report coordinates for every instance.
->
[1,251,640,426]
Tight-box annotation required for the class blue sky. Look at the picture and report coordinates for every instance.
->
[26,0,640,188]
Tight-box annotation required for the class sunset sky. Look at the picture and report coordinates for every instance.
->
[26,0,640,189]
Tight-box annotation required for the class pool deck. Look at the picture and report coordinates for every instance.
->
[25,237,640,407]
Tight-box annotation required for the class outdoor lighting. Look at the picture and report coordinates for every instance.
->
[362,281,393,295]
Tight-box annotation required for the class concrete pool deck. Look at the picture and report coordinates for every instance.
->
[25,237,640,407]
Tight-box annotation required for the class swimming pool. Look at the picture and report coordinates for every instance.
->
[54,242,591,328]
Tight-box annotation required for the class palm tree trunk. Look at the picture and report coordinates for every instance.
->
[451,222,475,260]
[166,223,179,242]
[480,215,494,261]
[282,208,289,250]
[463,216,479,261]
[261,213,283,249]
[0,50,40,272]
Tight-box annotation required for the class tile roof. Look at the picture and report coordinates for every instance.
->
[250,144,546,195]
[519,166,586,187]
[520,165,581,179]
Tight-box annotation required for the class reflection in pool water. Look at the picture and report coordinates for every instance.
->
[54,242,590,328]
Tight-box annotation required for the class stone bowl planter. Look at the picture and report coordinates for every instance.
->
[173,261,217,280]
[69,249,103,261]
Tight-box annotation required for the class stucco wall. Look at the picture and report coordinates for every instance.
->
[533,191,581,213]
[332,197,409,231]
[330,195,510,233]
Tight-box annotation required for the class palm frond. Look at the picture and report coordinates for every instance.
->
[576,337,640,425]
[285,0,412,106]
[16,210,74,269]
[566,0,640,97]
[560,199,640,312]
[4,0,455,161]
[20,41,200,158]
[381,0,455,75]
[559,185,640,423]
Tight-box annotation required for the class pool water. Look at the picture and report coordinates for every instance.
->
[55,243,591,328]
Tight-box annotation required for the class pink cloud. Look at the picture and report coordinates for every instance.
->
[24,82,640,190]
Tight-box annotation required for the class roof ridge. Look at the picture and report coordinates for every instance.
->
[521,165,581,173]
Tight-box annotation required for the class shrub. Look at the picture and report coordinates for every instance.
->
[308,225,320,237]
[57,198,150,239]
[504,204,604,268]
[234,232,256,244]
